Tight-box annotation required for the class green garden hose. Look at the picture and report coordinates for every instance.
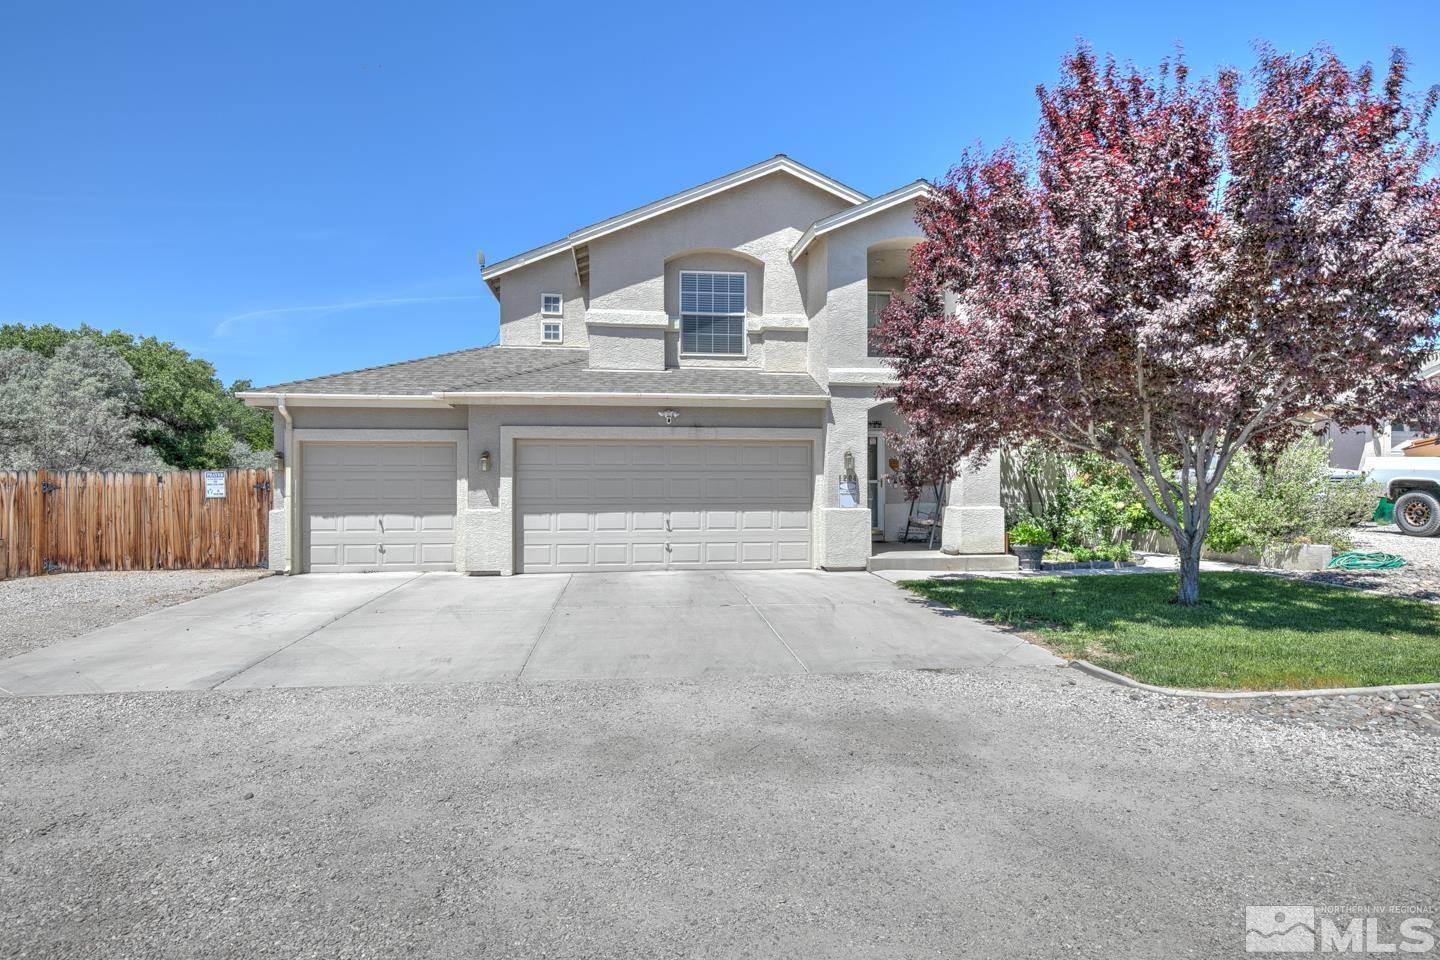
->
[1327,551,1407,570]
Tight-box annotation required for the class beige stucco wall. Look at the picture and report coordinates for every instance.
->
[489,173,849,371]
[803,235,829,382]
[282,407,467,431]
[496,253,587,348]
[588,326,667,370]
[587,174,846,318]
[760,329,808,373]
[807,201,923,375]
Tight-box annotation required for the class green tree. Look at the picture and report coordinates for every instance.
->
[0,322,272,469]
[0,341,165,471]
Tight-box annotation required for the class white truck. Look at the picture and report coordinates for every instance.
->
[1364,455,1440,536]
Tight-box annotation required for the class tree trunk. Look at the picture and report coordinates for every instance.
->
[1175,534,1203,606]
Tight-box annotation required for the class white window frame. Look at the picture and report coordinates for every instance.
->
[540,293,564,317]
[541,320,563,344]
[679,270,747,358]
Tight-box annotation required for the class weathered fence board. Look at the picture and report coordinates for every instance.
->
[0,469,272,580]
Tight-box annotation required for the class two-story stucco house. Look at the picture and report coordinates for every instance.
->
[240,156,1010,575]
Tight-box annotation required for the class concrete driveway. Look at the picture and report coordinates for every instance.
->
[0,571,1056,696]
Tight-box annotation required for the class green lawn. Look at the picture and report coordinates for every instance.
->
[903,572,1440,691]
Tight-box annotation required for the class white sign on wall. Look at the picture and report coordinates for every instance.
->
[203,471,227,499]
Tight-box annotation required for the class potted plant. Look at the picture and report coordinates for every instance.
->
[1007,520,1051,572]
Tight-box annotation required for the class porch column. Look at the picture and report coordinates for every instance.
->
[816,387,873,570]
[942,452,1006,555]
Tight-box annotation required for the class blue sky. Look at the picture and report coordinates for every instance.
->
[2,0,1436,388]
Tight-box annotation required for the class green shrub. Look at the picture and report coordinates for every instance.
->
[1073,543,1134,562]
[1008,450,1160,550]
[1205,440,1378,551]
[1007,519,1052,546]
[1008,438,1375,555]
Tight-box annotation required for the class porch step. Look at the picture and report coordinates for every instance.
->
[866,550,1019,573]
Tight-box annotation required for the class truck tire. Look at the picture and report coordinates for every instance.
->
[1394,490,1440,537]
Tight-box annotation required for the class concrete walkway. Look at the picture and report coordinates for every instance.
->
[0,571,1057,696]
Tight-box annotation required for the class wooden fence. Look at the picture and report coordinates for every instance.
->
[0,469,273,580]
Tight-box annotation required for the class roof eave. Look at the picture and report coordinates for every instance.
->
[789,180,933,262]
[240,389,830,409]
[434,390,830,408]
[236,392,457,409]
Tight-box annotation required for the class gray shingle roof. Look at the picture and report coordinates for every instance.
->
[250,346,827,399]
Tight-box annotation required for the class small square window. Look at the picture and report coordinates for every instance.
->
[541,293,563,316]
[542,321,562,343]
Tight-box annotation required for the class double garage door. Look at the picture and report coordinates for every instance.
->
[517,440,813,573]
[302,443,457,573]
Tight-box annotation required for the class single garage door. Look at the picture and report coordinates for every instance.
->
[302,442,457,573]
[517,440,812,573]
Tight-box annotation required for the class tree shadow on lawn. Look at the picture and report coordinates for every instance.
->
[900,571,1438,639]
[902,572,1440,688]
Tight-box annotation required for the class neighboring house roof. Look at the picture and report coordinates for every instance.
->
[788,180,933,262]
[239,346,829,406]
[479,155,869,285]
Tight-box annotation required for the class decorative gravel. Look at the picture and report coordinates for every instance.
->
[0,569,270,661]
[1,668,1436,958]
[1265,524,1440,603]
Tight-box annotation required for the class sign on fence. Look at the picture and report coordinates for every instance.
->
[203,471,227,499]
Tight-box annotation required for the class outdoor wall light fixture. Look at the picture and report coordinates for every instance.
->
[479,450,491,471]
[658,409,680,425]
[843,449,856,479]
[273,450,284,468]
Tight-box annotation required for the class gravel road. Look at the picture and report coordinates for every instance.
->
[2,668,1435,959]
[0,569,269,661]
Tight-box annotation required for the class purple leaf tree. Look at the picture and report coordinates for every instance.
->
[881,45,1440,605]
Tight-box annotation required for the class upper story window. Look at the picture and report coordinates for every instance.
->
[540,293,563,316]
[680,271,746,356]
[542,321,563,343]
[867,292,893,357]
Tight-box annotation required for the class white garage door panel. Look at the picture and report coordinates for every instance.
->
[303,442,457,573]
[517,440,812,573]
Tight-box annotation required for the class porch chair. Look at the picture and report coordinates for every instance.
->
[902,481,946,549]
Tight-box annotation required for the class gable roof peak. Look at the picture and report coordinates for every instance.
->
[480,155,868,285]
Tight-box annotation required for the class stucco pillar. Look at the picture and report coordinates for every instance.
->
[942,453,1006,555]
[817,387,873,570]
[267,469,291,573]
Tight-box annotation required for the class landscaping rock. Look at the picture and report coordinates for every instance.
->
[1195,689,1440,736]
[1266,524,1440,604]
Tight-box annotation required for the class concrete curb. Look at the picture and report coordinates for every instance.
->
[1068,659,1440,700]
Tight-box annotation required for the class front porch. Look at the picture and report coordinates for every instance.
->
[867,541,1018,574]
